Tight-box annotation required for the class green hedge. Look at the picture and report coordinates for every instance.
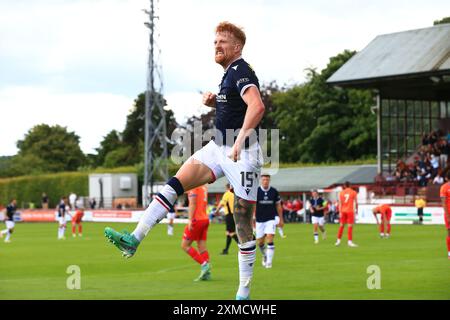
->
[0,172,88,209]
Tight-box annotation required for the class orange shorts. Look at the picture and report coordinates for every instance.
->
[340,212,355,224]
[72,214,83,224]
[381,212,392,222]
[183,219,209,241]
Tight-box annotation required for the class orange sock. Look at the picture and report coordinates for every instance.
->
[387,224,391,235]
[200,251,209,263]
[348,226,353,241]
[446,236,450,252]
[187,247,204,264]
[72,225,76,234]
[78,224,82,234]
[337,226,344,240]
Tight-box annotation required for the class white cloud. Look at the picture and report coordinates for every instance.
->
[165,91,211,124]
[0,86,133,156]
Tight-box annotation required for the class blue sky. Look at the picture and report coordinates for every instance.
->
[1,0,449,156]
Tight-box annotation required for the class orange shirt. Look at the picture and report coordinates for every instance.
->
[339,188,357,213]
[188,186,208,220]
[440,182,450,209]
[375,204,392,216]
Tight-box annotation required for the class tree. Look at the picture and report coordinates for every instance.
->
[95,130,122,166]
[15,124,86,174]
[434,17,450,25]
[271,50,377,163]
[97,92,178,168]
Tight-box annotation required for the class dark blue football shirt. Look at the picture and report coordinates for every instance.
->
[255,186,281,222]
[215,58,260,146]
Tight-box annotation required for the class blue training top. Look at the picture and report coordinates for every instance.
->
[255,186,281,223]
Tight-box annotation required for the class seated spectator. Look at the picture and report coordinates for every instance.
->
[291,198,302,222]
[429,153,440,177]
[433,169,444,185]
[440,139,449,169]
[374,173,386,183]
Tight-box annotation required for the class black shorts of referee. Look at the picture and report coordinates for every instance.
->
[225,213,236,233]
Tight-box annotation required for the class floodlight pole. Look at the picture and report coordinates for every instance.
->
[143,0,168,206]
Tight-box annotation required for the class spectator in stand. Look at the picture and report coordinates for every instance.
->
[421,132,429,146]
[429,130,439,146]
[374,173,386,183]
[440,139,450,170]
[429,153,440,178]
[433,169,444,185]
[291,198,302,222]
[89,198,96,209]
[282,198,293,222]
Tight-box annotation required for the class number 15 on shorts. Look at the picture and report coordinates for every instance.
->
[240,171,258,187]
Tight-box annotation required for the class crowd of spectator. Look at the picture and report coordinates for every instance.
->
[281,195,340,224]
[391,130,450,186]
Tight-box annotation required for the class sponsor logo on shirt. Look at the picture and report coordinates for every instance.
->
[236,78,250,86]
[216,94,227,102]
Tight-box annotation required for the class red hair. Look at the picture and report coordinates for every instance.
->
[216,21,246,46]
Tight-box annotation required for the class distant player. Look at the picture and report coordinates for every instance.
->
[1,199,17,243]
[181,185,211,281]
[57,197,67,240]
[215,183,239,255]
[372,204,392,238]
[254,174,284,268]
[335,182,358,247]
[439,170,450,259]
[310,190,327,244]
[166,205,176,236]
[71,207,84,237]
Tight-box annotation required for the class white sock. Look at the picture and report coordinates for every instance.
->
[266,243,275,265]
[380,233,385,237]
[1,229,7,235]
[236,240,256,299]
[167,225,174,235]
[278,227,284,237]
[258,243,266,256]
[314,233,319,242]
[58,227,61,238]
[132,184,178,242]
[5,231,11,241]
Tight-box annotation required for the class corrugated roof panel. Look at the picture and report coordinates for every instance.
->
[207,165,378,193]
[327,24,450,83]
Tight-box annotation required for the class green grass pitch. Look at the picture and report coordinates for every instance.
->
[0,222,449,300]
